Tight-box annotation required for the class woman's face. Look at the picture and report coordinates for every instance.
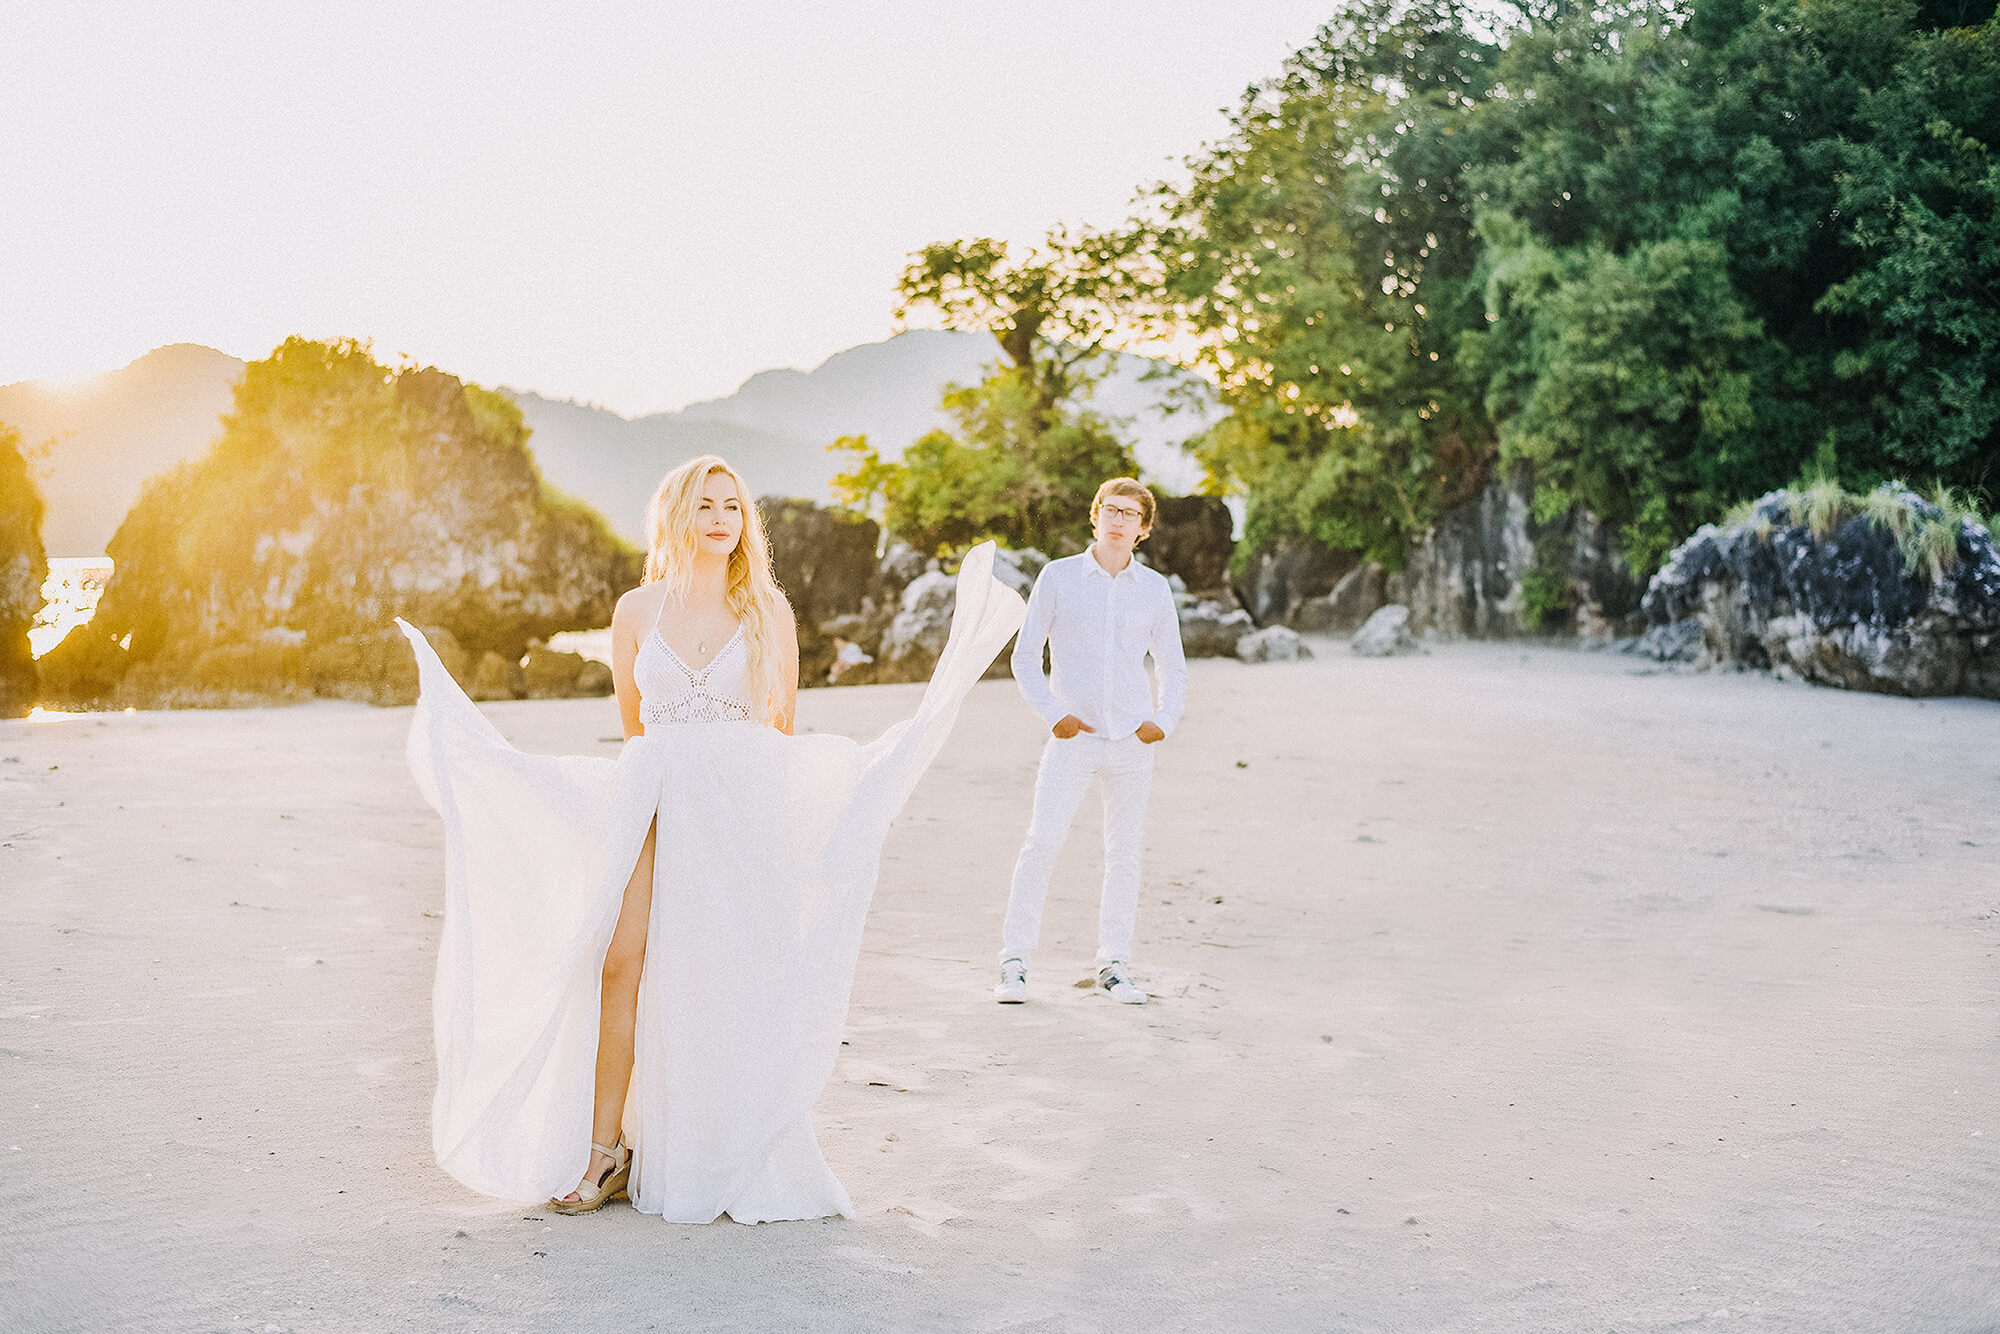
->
[694,470,745,558]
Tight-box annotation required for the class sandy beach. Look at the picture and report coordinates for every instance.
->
[3,641,1996,1333]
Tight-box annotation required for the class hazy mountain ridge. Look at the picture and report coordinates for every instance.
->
[8,330,1212,555]
[0,344,244,556]
[508,329,1211,542]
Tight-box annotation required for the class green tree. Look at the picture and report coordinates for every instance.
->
[1451,7,1775,567]
[833,369,1133,554]
[1814,20,2000,485]
[1131,0,1507,567]
[896,232,1128,413]
[1464,0,2000,548]
[834,233,1138,555]
[872,2,2000,578]
[1463,215,1763,568]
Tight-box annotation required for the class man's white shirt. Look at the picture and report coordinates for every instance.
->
[1011,547,1188,739]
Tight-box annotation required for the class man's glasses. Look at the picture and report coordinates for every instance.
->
[1099,504,1145,523]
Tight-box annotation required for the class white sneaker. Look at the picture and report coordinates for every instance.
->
[1098,961,1147,1004]
[995,958,1027,1004]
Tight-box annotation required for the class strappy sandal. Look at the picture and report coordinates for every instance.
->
[546,1139,630,1215]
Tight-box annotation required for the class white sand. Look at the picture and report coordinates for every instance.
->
[3,642,1997,1332]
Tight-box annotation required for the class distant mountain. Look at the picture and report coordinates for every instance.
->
[512,329,1213,543]
[7,330,1214,555]
[0,344,243,556]
[680,327,997,449]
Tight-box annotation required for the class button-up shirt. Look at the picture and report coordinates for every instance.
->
[1011,546,1189,739]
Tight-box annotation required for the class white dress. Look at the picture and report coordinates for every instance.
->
[398,544,1024,1224]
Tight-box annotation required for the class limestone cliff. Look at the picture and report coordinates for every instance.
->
[1398,470,1645,639]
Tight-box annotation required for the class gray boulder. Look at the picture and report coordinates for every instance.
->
[816,541,1044,688]
[522,645,590,699]
[1179,599,1253,658]
[574,658,614,697]
[1146,495,1235,594]
[468,650,525,701]
[1631,618,1702,663]
[1236,625,1311,663]
[878,542,928,588]
[760,498,882,687]
[873,570,959,683]
[1295,561,1385,633]
[1642,486,2000,699]
[1234,536,1354,625]
[1352,605,1418,657]
[989,547,1049,601]
[305,623,467,708]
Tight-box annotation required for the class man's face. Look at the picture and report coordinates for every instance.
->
[1093,495,1149,553]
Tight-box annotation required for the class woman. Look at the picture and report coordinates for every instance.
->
[399,455,1024,1224]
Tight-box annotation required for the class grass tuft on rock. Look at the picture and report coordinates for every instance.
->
[1743,479,1993,582]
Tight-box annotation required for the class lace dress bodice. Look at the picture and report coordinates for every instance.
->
[636,624,753,725]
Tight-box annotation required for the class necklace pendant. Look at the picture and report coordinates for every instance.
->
[698,639,707,655]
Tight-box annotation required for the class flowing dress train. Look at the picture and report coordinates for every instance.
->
[398,543,1025,1223]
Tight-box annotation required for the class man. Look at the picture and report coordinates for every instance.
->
[996,477,1187,1005]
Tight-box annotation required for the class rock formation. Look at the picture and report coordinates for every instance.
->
[1293,561,1386,632]
[1236,625,1310,663]
[1234,536,1354,626]
[760,498,887,686]
[469,649,527,702]
[1599,618,1702,664]
[522,646,603,699]
[1178,598,1255,658]
[0,425,47,717]
[872,568,961,684]
[41,340,639,709]
[859,548,1057,686]
[1146,495,1235,596]
[1400,470,1645,639]
[756,500,1254,681]
[1642,486,2000,699]
[1351,605,1419,657]
[802,538,933,688]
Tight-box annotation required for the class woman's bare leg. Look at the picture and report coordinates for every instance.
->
[560,817,656,1201]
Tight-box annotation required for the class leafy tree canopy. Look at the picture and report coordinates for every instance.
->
[1111,0,1999,573]
[838,234,1139,555]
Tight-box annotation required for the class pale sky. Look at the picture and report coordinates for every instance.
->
[3,2,1341,415]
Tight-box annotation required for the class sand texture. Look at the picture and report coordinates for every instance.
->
[3,642,1997,1332]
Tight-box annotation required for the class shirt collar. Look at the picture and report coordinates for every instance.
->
[1084,545,1139,580]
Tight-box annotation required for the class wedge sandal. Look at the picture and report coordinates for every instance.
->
[546,1139,630,1215]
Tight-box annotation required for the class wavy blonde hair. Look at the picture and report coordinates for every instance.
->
[643,455,791,725]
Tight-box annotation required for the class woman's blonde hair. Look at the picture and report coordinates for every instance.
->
[643,455,791,724]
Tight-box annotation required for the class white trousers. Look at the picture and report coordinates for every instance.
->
[1001,732,1157,969]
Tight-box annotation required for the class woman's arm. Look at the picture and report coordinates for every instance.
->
[771,596,800,735]
[610,587,648,740]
